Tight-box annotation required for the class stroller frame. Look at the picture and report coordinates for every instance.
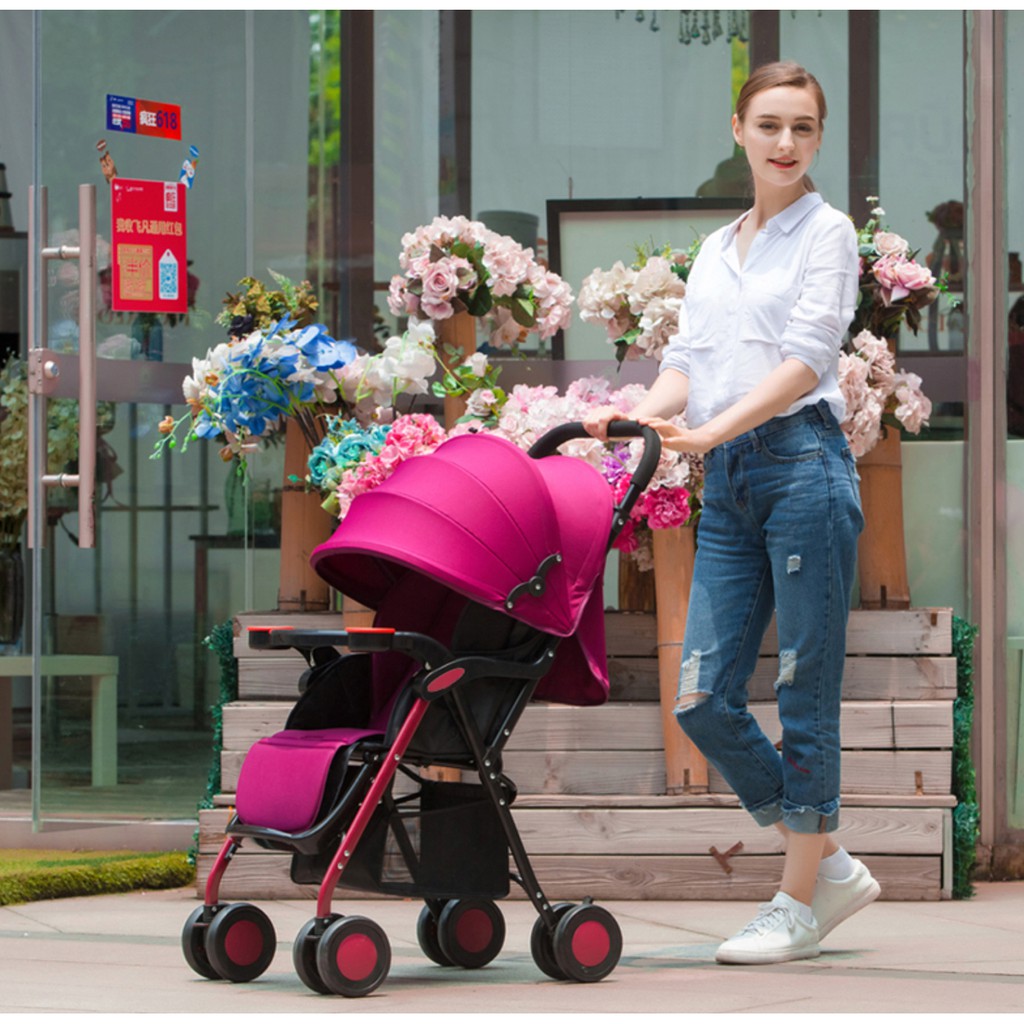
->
[185,422,661,996]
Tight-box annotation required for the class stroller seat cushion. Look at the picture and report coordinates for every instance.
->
[235,728,383,833]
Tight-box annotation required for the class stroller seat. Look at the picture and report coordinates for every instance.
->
[233,570,478,837]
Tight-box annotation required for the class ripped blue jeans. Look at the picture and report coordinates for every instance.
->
[675,401,863,834]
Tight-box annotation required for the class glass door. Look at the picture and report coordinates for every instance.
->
[5,10,312,827]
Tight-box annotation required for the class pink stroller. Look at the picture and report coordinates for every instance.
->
[184,421,660,996]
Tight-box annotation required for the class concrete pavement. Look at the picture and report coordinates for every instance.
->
[1,883,1023,1014]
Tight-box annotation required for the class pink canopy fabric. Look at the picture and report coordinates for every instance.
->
[310,432,614,705]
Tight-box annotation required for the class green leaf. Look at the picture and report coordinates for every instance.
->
[510,295,536,328]
[464,285,493,318]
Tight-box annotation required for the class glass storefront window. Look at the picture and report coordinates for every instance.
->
[2,8,1016,850]
[1005,10,1024,832]
[0,10,313,823]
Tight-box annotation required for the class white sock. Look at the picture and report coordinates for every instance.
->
[818,847,856,881]
[793,898,815,925]
[775,891,815,925]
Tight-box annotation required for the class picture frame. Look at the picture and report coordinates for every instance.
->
[546,197,750,360]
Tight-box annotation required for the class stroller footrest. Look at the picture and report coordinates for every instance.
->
[235,728,382,834]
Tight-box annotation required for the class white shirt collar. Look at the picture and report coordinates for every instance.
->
[725,191,824,244]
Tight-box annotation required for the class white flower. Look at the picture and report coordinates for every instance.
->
[464,352,490,377]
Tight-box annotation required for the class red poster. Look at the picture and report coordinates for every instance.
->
[110,178,187,314]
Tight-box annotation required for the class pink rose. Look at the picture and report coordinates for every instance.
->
[873,230,909,258]
[420,295,454,320]
[891,258,935,294]
[872,254,935,304]
[422,260,461,303]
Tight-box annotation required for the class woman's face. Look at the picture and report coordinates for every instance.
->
[732,85,822,193]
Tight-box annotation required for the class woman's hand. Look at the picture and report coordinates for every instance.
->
[582,404,629,441]
[636,416,716,454]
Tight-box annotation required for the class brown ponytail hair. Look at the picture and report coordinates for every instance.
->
[735,61,827,193]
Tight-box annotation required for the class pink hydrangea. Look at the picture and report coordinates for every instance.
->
[892,372,932,434]
[578,254,685,361]
[839,329,931,456]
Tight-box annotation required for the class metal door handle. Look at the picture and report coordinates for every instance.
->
[28,184,97,548]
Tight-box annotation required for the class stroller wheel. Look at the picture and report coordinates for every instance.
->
[315,915,391,997]
[530,902,574,980]
[437,899,506,969]
[182,905,223,980]
[293,916,340,994]
[552,902,622,983]
[416,904,454,967]
[204,902,277,983]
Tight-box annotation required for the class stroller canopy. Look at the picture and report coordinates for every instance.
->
[311,432,615,705]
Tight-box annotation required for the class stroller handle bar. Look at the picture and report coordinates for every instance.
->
[527,420,662,550]
[249,625,453,670]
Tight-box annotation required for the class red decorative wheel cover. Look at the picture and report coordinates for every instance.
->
[224,920,264,966]
[571,921,611,967]
[455,908,492,954]
[336,933,378,981]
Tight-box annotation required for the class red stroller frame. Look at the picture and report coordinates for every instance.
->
[184,421,661,996]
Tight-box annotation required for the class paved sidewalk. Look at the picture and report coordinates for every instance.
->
[1,883,1022,1014]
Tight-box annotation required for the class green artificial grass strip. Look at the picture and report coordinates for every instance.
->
[951,615,980,899]
[186,619,240,866]
[0,849,194,906]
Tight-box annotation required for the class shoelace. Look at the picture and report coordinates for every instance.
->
[736,901,796,937]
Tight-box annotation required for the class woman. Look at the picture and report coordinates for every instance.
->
[584,62,879,965]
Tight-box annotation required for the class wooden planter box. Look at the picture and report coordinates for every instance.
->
[197,608,957,901]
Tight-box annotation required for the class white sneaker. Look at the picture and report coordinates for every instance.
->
[715,892,820,965]
[812,858,881,939]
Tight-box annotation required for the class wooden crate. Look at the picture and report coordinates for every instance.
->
[201,608,957,901]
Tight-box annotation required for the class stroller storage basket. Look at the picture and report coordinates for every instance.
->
[294,778,510,900]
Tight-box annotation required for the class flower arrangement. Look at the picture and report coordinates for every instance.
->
[577,240,699,364]
[837,198,942,456]
[838,330,932,458]
[387,215,574,348]
[308,412,449,519]
[153,273,357,464]
[851,197,941,342]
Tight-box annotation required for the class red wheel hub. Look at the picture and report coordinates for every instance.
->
[336,933,378,981]
[571,921,611,967]
[455,908,493,954]
[224,920,264,966]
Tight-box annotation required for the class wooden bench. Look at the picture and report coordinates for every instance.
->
[197,607,957,901]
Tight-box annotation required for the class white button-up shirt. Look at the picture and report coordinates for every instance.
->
[660,192,859,429]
